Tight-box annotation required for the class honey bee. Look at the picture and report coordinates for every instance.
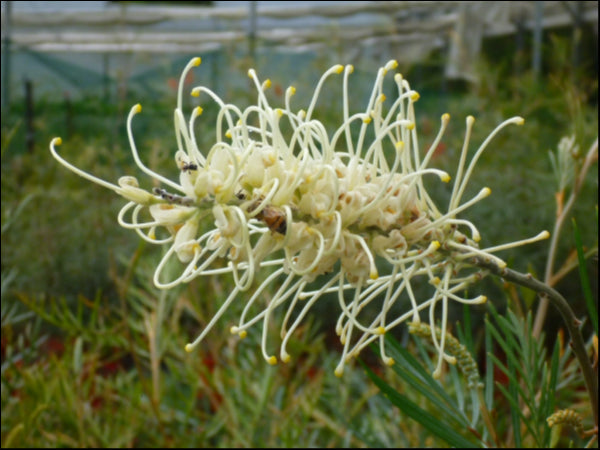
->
[248,197,287,235]
[257,205,287,235]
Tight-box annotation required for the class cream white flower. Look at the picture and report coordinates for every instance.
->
[50,57,549,378]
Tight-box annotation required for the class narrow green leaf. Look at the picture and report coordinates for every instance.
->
[572,218,598,335]
[448,362,465,412]
[496,313,523,359]
[494,381,539,441]
[73,336,83,375]
[485,315,527,383]
[386,336,449,394]
[541,338,561,447]
[3,423,25,448]
[484,319,494,410]
[507,353,521,447]
[76,294,84,324]
[89,292,100,329]
[384,336,470,427]
[363,362,480,448]
[487,353,534,413]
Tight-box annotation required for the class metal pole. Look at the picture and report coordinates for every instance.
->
[572,1,583,70]
[248,1,257,63]
[562,1,585,70]
[103,53,110,103]
[24,78,34,153]
[532,2,543,77]
[515,17,526,76]
[1,1,13,111]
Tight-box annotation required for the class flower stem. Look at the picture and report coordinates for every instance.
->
[471,256,598,429]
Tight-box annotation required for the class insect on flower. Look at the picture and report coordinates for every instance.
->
[181,163,198,172]
[152,187,195,206]
[50,56,549,377]
[248,197,287,235]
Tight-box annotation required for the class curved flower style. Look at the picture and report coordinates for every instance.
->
[50,57,549,377]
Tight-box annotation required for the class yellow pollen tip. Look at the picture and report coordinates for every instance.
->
[185,344,194,353]
[225,131,232,139]
[288,86,296,95]
[394,73,403,82]
[480,296,488,303]
[375,326,386,335]
[333,64,344,74]
[263,79,272,89]
[481,187,492,197]
[385,358,395,366]
[386,60,398,70]
[195,106,203,115]
[191,89,200,97]
[239,330,247,339]
[498,260,507,269]
[370,271,379,280]
[516,117,525,125]
[247,69,255,78]
[267,356,277,365]
[431,276,441,285]
[539,230,550,239]
[133,104,142,113]
[363,117,372,124]
[379,94,386,103]
[334,367,344,378]
[395,141,405,151]
[275,108,283,117]
[411,92,420,101]
[230,326,238,334]
[191,57,201,66]
[281,353,291,363]
[440,173,451,183]
[406,122,415,130]
[467,115,475,125]
[431,241,441,251]
[442,113,450,121]
[346,64,354,74]
[53,137,63,146]
[148,231,156,240]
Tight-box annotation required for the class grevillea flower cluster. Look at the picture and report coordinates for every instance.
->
[50,57,548,377]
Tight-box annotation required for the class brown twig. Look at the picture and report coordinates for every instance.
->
[471,256,598,430]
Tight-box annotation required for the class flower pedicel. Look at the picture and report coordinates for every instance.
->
[50,57,549,377]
